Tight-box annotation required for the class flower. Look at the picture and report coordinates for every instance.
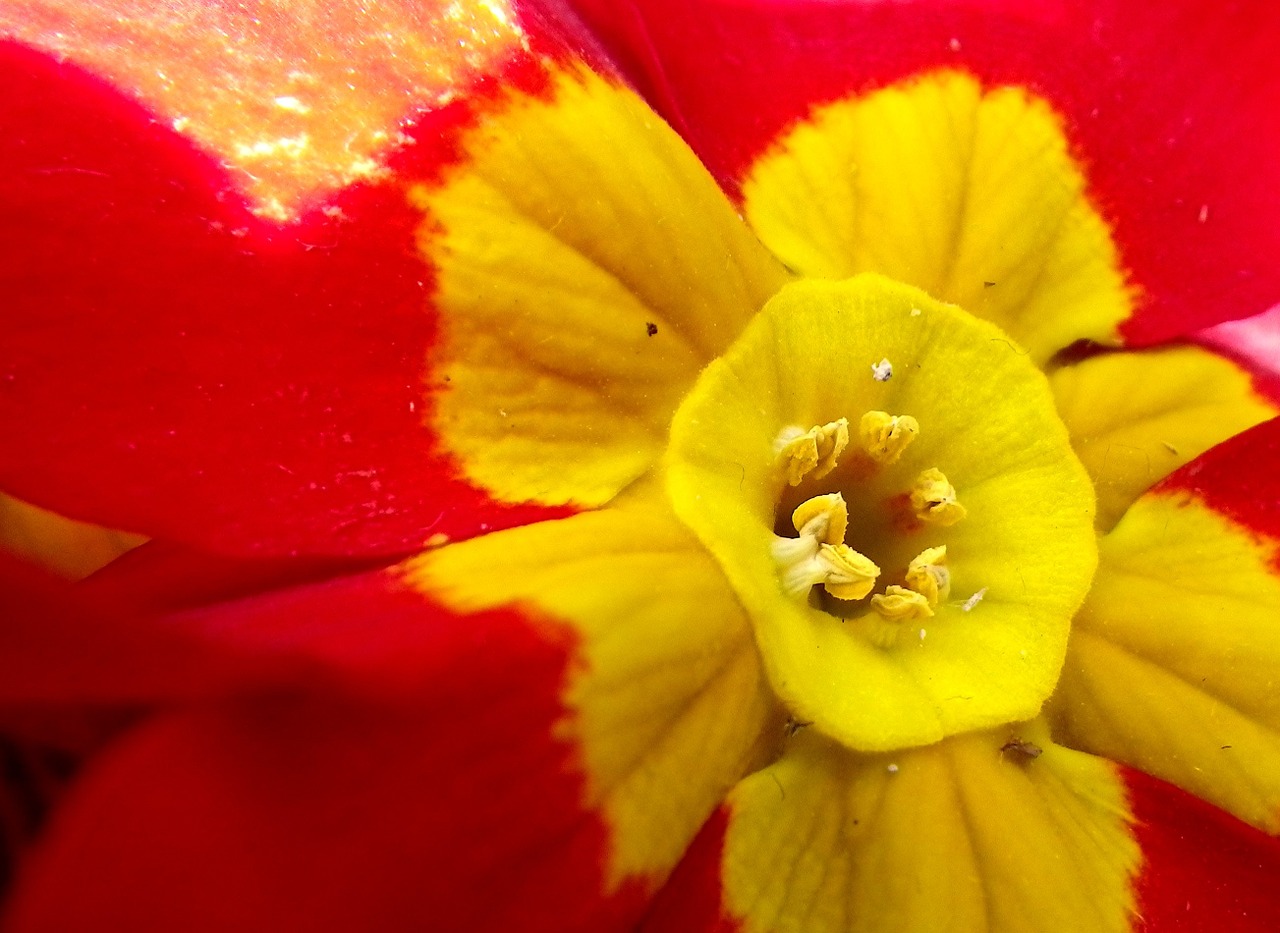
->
[3,1,1280,931]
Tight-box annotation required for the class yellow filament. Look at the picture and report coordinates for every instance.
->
[859,411,919,465]
[777,419,850,485]
[905,545,951,606]
[910,468,967,526]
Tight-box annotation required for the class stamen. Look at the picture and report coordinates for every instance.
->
[776,418,850,486]
[790,492,847,545]
[818,545,882,600]
[905,545,951,606]
[772,493,880,600]
[871,585,934,621]
[859,411,919,465]
[910,468,967,526]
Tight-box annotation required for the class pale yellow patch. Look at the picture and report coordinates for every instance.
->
[871,585,933,621]
[666,276,1097,751]
[776,418,850,486]
[0,493,146,580]
[719,726,1139,933]
[742,70,1132,364]
[401,500,773,889]
[906,545,951,606]
[1050,345,1277,531]
[858,410,918,465]
[910,467,967,526]
[772,493,881,600]
[790,493,848,546]
[411,65,786,509]
[1048,490,1280,832]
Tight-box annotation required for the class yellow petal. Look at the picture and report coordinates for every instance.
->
[742,70,1131,365]
[1049,487,1280,832]
[411,64,787,512]
[666,275,1096,751]
[716,727,1138,933]
[1050,345,1277,531]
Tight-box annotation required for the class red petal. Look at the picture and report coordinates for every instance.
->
[3,577,650,932]
[1153,416,1280,550]
[0,41,569,559]
[571,0,1280,344]
[641,807,739,933]
[1125,766,1280,931]
[0,551,297,705]
[0,735,75,901]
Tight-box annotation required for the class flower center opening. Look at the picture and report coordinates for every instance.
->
[664,275,1097,752]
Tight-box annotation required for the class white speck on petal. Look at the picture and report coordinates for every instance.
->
[1198,204,1210,223]
[910,307,922,317]
[961,587,988,611]
[871,358,893,382]
[887,763,899,773]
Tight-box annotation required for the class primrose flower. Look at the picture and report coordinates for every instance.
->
[3,1,1280,931]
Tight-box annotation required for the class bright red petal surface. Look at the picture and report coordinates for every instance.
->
[640,807,738,933]
[571,0,1280,345]
[1154,416,1280,552]
[2,570,649,932]
[0,40,570,559]
[1126,766,1280,931]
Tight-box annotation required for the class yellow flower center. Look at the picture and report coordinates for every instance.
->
[665,275,1098,751]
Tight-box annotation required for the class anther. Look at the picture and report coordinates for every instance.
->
[772,493,880,600]
[871,585,934,621]
[859,411,919,465]
[776,419,850,486]
[905,546,951,606]
[910,468,967,526]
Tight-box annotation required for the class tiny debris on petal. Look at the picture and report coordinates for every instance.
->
[887,763,899,773]
[871,358,893,382]
[961,587,988,611]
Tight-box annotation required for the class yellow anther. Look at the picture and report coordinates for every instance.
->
[777,419,850,485]
[871,585,934,621]
[772,493,879,600]
[816,544,881,600]
[905,545,951,607]
[791,493,847,545]
[859,411,919,465]
[910,468,967,526]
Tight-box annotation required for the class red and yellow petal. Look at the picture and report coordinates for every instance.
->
[409,61,785,512]
[0,14,782,557]
[572,0,1280,346]
[1050,345,1279,531]
[646,741,1280,932]
[1125,766,1280,932]
[1048,419,1280,832]
[738,69,1130,363]
[3,499,772,929]
[401,496,775,889]
[648,726,1140,933]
